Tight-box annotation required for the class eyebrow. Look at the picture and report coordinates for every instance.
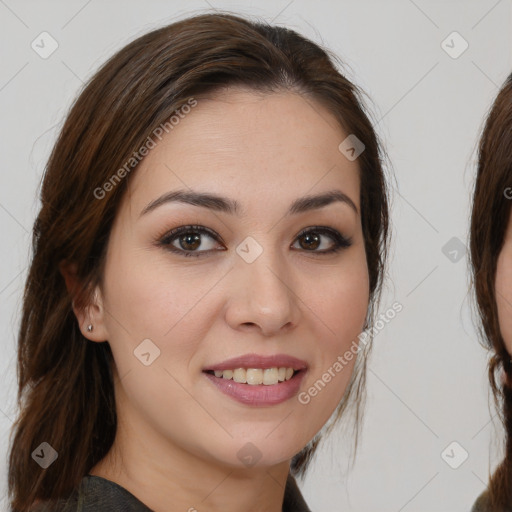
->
[139,188,358,217]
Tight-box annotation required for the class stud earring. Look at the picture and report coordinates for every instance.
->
[87,324,93,332]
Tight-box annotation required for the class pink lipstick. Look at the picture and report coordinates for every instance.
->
[203,353,308,406]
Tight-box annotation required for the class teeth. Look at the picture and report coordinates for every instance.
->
[246,368,263,385]
[210,367,296,385]
[263,368,278,385]
[233,368,246,383]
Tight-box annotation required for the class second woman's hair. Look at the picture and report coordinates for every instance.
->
[469,72,512,511]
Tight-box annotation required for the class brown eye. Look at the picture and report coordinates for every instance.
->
[158,225,352,258]
[159,225,224,257]
[297,231,321,250]
[177,232,201,251]
[292,227,352,254]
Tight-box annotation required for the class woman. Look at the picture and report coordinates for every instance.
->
[470,73,512,512]
[7,12,390,512]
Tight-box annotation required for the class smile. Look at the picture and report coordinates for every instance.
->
[205,367,296,385]
[202,353,308,406]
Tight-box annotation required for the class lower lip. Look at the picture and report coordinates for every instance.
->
[203,370,306,406]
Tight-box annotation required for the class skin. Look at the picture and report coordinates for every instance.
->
[496,211,512,377]
[63,87,370,512]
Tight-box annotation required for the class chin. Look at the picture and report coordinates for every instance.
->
[203,439,300,470]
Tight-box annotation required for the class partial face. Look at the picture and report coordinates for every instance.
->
[95,88,370,469]
[496,210,512,356]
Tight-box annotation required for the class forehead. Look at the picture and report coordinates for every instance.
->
[123,88,361,218]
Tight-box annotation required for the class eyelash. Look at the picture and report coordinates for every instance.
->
[157,224,352,258]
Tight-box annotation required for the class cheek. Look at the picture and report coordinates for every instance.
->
[314,256,370,344]
[295,257,368,437]
[102,244,206,339]
[301,252,369,387]
[496,248,512,353]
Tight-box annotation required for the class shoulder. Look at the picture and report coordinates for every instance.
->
[29,475,152,512]
[471,490,490,512]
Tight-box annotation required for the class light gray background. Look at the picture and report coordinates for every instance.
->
[1,1,511,511]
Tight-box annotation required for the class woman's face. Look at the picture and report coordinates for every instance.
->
[92,88,370,470]
[496,211,512,356]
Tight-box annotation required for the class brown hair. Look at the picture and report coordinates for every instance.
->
[8,12,390,511]
[469,72,512,510]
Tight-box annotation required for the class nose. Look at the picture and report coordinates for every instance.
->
[224,246,300,337]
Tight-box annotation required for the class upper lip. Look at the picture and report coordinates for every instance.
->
[203,353,308,372]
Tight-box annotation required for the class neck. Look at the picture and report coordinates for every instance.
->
[90,433,290,512]
[89,387,291,512]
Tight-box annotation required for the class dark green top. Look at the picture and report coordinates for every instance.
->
[31,473,312,511]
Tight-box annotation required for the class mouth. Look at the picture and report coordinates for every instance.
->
[202,353,308,406]
[203,367,302,385]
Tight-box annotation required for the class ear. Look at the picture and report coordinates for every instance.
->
[59,260,109,342]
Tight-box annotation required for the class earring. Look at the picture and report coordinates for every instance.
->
[87,324,93,332]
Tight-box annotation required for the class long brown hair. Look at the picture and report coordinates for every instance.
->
[8,12,390,511]
[469,72,512,510]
